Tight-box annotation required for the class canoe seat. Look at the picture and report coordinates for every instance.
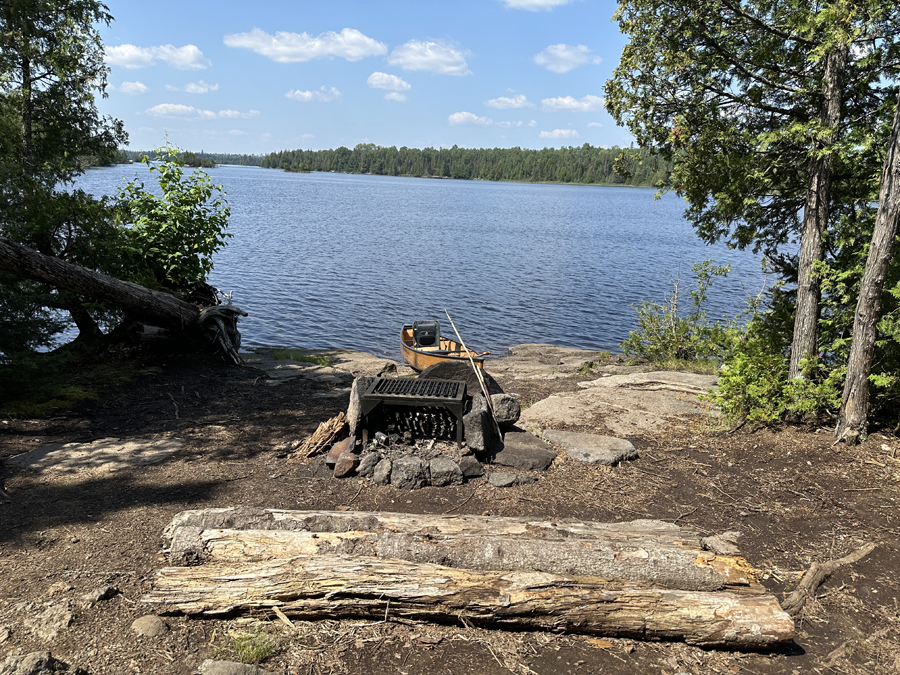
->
[419,346,449,353]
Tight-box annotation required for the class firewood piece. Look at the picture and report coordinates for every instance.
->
[290,413,347,459]
[143,554,794,649]
[167,526,760,593]
[780,542,877,617]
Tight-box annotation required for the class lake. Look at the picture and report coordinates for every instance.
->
[75,165,767,361]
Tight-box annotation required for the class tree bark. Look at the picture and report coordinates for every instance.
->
[790,44,848,379]
[143,555,794,649]
[836,93,900,440]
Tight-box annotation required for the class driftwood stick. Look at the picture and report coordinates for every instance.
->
[444,310,500,436]
[780,542,877,617]
[143,554,794,649]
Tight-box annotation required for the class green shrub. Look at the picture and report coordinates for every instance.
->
[621,260,734,362]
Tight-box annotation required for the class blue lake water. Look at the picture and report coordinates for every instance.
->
[75,165,768,361]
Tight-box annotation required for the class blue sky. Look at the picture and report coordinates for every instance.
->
[98,0,631,155]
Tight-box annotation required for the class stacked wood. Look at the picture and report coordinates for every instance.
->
[145,508,794,650]
[289,413,347,459]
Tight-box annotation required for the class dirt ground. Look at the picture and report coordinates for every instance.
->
[1,347,899,675]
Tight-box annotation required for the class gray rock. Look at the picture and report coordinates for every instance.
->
[702,531,742,556]
[199,660,277,675]
[130,614,168,637]
[390,456,428,490]
[541,430,638,466]
[356,452,381,477]
[346,376,375,437]
[488,472,537,488]
[80,585,118,605]
[333,451,359,478]
[458,455,484,479]
[428,457,463,487]
[490,393,521,428]
[419,362,503,396]
[372,458,392,485]
[23,601,72,642]
[464,394,501,453]
[491,428,557,471]
[0,651,87,675]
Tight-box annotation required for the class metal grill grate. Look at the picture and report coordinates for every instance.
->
[360,378,467,446]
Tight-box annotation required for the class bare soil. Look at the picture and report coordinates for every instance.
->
[1,348,899,675]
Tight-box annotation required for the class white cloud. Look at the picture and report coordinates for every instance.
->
[587,122,603,128]
[528,120,538,127]
[145,103,260,119]
[166,80,219,94]
[106,44,210,70]
[367,72,411,92]
[542,94,604,112]
[448,111,493,126]
[539,129,580,139]
[497,120,524,128]
[285,86,342,102]
[118,81,148,95]
[223,27,386,63]
[384,92,407,102]
[503,0,574,10]
[388,40,471,76]
[534,44,601,74]
[484,94,533,109]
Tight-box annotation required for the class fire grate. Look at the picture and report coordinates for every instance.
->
[360,378,467,446]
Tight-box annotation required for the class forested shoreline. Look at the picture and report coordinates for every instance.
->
[260,143,671,186]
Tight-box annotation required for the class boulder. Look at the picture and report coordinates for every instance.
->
[199,660,277,675]
[490,393,521,428]
[541,430,638,466]
[390,457,427,490]
[491,427,557,471]
[464,394,501,453]
[325,437,353,469]
[458,455,484,479]
[333,452,359,478]
[0,651,87,675]
[419,361,503,396]
[131,614,168,637]
[356,452,381,478]
[346,376,375,437]
[372,458,392,485]
[428,457,463,487]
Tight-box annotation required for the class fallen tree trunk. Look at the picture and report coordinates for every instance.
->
[0,236,246,361]
[167,526,759,593]
[143,554,794,649]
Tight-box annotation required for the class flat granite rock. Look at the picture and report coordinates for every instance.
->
[490,427,557,471]
[541,430,638,466]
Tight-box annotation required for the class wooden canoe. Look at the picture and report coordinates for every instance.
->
[401,324,489,371]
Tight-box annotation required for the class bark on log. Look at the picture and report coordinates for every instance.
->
[143,554,794,649]
[167,527,760,593]
[164,509,762,592]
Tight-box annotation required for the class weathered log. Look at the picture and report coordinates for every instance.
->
[164,507,701,542]
[143,554,794,649]
[0,236,246,361]
[167,527,759,593]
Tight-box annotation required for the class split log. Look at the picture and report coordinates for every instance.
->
[289,413,347,459]
[143,554,794,649]
[0,236,246,361]
[167,527,759,593]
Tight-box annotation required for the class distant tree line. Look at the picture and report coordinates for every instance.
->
[122,150,264,167]
[259,143,672,186]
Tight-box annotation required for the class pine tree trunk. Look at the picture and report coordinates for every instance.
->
[836,93,900,440]
[789,44,848,379]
